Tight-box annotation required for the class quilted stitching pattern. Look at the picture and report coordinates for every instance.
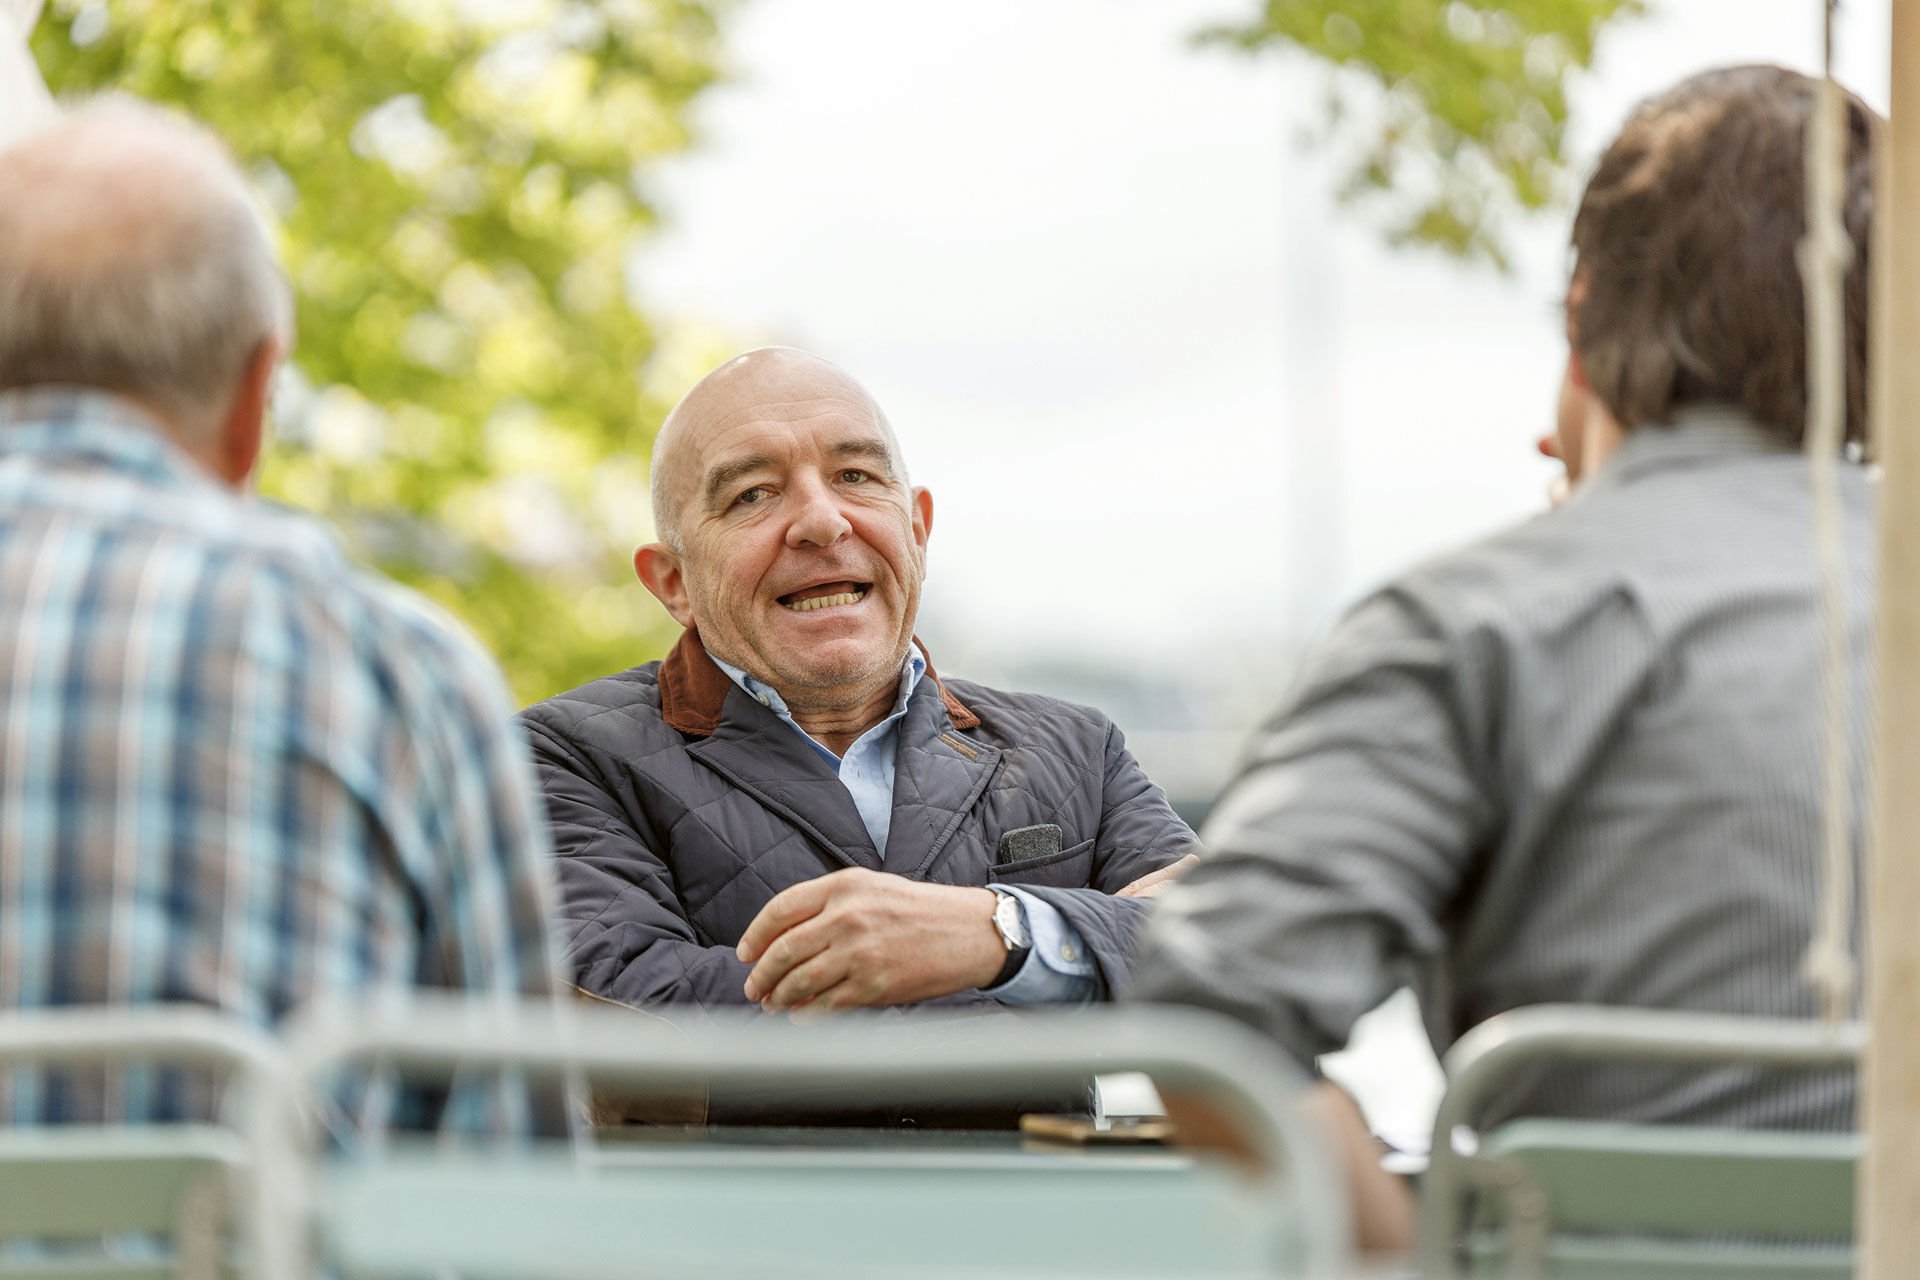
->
[521,656,1202,1010]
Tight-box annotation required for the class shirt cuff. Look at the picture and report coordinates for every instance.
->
[985,886,1098,1007]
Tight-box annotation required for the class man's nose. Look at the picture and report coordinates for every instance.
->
[785,479,853,548]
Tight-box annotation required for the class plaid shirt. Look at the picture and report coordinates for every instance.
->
[0,389,562,1126]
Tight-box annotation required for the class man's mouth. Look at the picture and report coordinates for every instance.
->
[778,580,870,612]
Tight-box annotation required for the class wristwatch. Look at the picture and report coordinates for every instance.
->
[984,885,1032,989]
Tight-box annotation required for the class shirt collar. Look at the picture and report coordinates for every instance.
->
[1589,405,1809,493]
[712,646,927,728]
[0,387,214,491]
[656,628,980,738]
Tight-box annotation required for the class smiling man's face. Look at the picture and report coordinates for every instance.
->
[636,350,932,706]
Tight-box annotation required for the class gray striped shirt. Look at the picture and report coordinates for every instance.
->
[1133,408,1869,1129]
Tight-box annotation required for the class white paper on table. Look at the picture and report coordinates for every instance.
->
[1091,1071,1167,1131]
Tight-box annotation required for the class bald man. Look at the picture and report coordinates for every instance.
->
[0,100,562,1128]
[521,349,1199,1034]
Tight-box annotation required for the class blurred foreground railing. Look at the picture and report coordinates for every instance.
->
[0,1006,295,1280]
[274,998,1350,1279]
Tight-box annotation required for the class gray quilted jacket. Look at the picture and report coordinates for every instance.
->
[520,630,1199,1011]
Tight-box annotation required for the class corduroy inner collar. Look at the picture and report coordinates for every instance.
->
[656,628,979,737]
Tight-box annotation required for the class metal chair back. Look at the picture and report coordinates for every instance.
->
[1419,1004,1864,1280]
[0,1007,294,1280]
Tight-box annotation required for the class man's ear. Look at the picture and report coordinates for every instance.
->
[1562,265,1592,387]
[1566,347,1592,393]
[910,486,933,551]
[215,338,280,489]
[634,543,696,629]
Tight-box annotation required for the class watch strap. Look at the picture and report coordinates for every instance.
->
[987,940,1031,989]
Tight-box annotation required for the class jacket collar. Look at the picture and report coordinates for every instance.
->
[658,628,980,737]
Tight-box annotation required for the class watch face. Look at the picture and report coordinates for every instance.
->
[994,891,1031,950]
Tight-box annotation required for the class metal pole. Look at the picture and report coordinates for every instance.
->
[1860,2,1920,1272]
[1798,0,1860,1025]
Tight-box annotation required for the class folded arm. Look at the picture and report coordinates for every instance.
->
[523,720,762,1009]
[1005,720,1205,997]
[735,720,1202,1012]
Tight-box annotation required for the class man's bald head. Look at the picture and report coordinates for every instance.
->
[649,348,906,550]
[0,97,292,444]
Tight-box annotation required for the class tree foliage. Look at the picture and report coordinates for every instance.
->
[1205,0,1646,268]
[30,0,725,702]
[21,0,1648,709]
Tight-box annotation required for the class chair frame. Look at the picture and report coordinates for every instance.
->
[0,1006,296,1280]
[1418,1004,1865,1280]
[279,998,1353,1279]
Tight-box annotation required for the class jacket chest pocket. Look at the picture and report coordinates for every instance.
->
[987,837,1094,889]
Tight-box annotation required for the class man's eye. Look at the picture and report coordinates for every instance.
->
[734,487,770,507]
[840,469,869,484]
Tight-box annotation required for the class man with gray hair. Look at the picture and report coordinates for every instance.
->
[0,99,562,1127]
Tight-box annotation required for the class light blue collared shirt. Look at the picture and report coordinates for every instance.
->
[713,651,1095,1005]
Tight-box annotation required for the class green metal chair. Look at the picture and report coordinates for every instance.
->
[1418,1004,1864,1280]
[280,999,1351,1280]
[0,1007,292,1280]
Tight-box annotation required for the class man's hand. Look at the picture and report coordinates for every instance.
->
[1117,853,1200,899]
[1163,1079,1414,1257]
[737,868,1007,1013]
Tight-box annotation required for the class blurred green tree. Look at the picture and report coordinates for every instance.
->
[30,0,725,703]
[1208,0,1646,268]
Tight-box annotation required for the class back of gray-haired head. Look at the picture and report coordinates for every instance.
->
[0,96,293,439]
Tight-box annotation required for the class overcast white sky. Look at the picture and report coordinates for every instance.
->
[632,0,1892,688]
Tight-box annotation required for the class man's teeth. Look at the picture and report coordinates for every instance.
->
[784,590,865,613]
